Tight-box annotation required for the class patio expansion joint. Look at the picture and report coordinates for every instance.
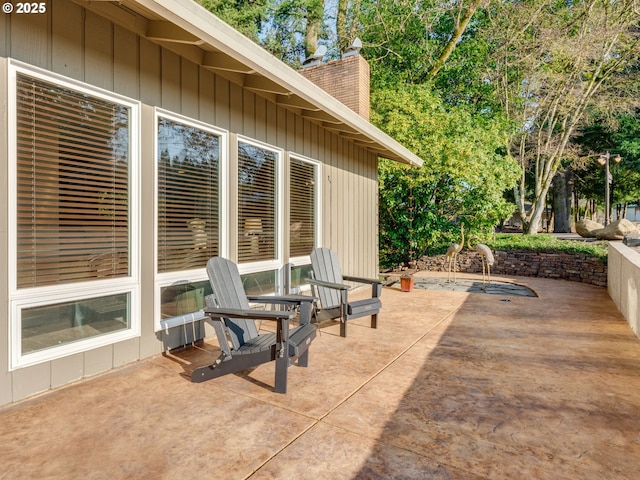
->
[246,301,467,479]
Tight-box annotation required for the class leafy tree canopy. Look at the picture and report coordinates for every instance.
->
[199,0,269,41]
[374,84,519,266]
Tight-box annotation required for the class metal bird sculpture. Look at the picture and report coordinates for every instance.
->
[446,224,464,283]
[468,235,495,286]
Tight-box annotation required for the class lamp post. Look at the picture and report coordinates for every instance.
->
[597,152,622,226]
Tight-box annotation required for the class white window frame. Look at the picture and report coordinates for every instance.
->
[236,136,284,277]
[287,152,322,267]
[7,59,141,370]
[153,108,228,332]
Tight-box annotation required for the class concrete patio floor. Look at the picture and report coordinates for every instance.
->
[1,272,640,479]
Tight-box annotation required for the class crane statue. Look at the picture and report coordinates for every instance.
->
[468,235,495,286]
[446,224,464,283]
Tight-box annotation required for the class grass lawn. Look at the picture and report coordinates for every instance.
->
[487,233,608,261]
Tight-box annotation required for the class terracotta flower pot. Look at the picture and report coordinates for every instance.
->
[400,276,414,292]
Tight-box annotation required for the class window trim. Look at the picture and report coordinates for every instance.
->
[236,136,284,275]
[153,108,228,332]
[287,152,322,266]
[7,59,141,370]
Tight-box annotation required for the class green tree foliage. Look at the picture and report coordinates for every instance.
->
[335,0,362,53]
[261,0,328,66]
[573,111,640,217]
[485,0,640,233]
[374,85,519,267]
[356,0,496,108]
[615,114,640,173]
[199,0,269,41]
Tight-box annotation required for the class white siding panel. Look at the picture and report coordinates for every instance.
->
[181,58,199,118]
[113,338,140,368]
[83,345,114,378]
[9,8,49,68]
[255,95,267,143]
[229,81,243,133]
[276,105,287,147]
[265,100,278,145]
[215,75,230,129]
[161,49,181,112]
[139,104,162,360]
[51,353,84,389]
[139,38,162,106]
[52,1,83,80]
[243,89,256,138]
[114,25,139,99]
[12,362,50,402]
[199,68,216,125]
[84,11,113,90]
[0,12,6,57]
[0,58,9,406]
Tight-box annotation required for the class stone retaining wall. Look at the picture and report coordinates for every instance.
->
[415,250,607,287]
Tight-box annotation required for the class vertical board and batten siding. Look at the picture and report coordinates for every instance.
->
[0,55,10,407]
[0,0,379,405]
[0,12,9,406]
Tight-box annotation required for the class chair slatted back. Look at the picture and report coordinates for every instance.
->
[310,247,344,309]
[206,257,259,349]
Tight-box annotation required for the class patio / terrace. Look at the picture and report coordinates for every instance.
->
[1,272,639,479]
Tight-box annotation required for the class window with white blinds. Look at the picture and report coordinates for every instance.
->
[289,157,318,258]
[157,115,221,273]
[237,141,279,263]
[9,62,140,369]
[15,72,132,288]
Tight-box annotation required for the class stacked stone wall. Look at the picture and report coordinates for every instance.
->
[415,250,607,287]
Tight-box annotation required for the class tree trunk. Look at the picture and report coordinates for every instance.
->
[573,182,580,222]
[524,194,547,234]
[336,0,348,53]
[427,0,484,80]
[304,0,325,58]
[553,171,572,233]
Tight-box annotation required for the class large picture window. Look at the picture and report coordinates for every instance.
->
[157,114,222,273]
[237,140,282,265]
[155,111,226,326]
[15,74,130,287]
[9,61,140,368]
[289,156,320,259]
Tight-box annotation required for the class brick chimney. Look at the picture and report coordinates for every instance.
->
[300,54,370,121]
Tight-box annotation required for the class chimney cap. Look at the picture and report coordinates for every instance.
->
[302,45,327,69]
[342,38,362,58]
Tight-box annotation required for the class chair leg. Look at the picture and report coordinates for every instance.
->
[274,318,289,394]
[340,320,347,338]
[371,313,377,329]
[297,348,309,368]
[274,354,288,394]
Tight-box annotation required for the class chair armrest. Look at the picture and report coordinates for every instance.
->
[204,307,297,321]
[247,295,317,305]
[305,278,350,291]
[343,275,383,285]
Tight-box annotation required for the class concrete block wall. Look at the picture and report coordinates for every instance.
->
[608,242,640,340]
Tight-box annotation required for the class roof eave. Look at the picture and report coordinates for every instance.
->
[79,0,423,167]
